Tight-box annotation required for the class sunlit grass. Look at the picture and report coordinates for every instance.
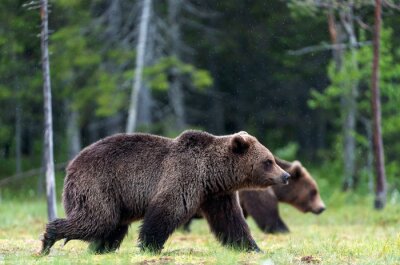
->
[0,194,399,264]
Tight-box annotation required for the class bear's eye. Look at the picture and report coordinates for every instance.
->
[310,189,317,199]
[263,159,273,170]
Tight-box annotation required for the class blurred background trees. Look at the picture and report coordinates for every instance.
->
[0,0,399,204]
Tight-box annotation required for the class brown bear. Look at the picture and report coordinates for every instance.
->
[239,157,325,234]
[183,158,325,234]
[40,130,290,255]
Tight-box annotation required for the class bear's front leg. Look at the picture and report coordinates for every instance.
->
[139,193,197,253]
[201,191,261,252]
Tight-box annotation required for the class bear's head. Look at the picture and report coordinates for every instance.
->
[273,159,325,214]
[230,132,290,188]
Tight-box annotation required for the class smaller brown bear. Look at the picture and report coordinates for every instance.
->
[240,157,325,234]
[183,158,325,234]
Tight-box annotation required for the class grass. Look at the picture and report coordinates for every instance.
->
[0,193,399,265]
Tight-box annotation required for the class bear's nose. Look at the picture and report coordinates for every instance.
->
[281,172,291,184]
[316,207,326,214]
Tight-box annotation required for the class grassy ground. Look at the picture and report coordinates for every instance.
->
[0,193,399,265]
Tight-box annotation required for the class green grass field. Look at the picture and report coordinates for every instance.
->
[0,193,399,265]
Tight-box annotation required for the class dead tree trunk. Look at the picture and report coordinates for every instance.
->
[138,83,153,126]
[40,0,57,221]
[168,0,186,131]
[126,0,152,133]
[65,101,81,160]
[371,0,386,209]
[15,96,22,174]
[339,7,359,190]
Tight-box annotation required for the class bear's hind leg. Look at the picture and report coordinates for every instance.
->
[41,215,120,255]
[241,191,289,234]
[41,218,70,255]
[89,225,129,254]
[105,225,129,251]
[201,192,261,252]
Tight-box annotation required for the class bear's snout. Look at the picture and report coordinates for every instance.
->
[281,172,291,185]
[314,206,326,215]
[311,200,326,215]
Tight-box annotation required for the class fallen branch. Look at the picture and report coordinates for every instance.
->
[0,162,67,187]
[287,41,372,56]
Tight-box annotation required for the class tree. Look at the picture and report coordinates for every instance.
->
[371,0,386,209]
[126,0,152,133]
[294,0,371,190]
[40,0,57,221]
[167,0,186,131]
[326,4,359,190]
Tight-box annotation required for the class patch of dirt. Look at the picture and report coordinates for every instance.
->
[164,248,206,256]
[296,255,322,264]
[138,256,174,265]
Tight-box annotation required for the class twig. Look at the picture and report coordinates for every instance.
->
[287,41,372,56]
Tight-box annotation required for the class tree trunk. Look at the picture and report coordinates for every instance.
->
[65,101,81,160]
[210,93,224,134]
[361,117,374,193]
[137,84,153,127]
[40,0,57,221]
[371,0,386,209]
[15,98,22,174]
[126,0,152,133]
[168,75,186,131]
[339,7,358,190]
[168,0,186,131]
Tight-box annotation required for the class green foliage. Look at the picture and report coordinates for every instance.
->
[50,4,132,119]
[144,56,213,92]
[274,142,299,161]
[287,0,320,19]
[308,27,400,189]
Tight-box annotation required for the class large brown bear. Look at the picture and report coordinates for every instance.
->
[240,158,325,234]
[183,158,325,234]
[40,130,290,255]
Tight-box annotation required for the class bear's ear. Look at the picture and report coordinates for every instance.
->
[289,160,302,178]
[231,135,249,154]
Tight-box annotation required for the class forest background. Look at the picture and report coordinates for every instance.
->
[2,0,400,201]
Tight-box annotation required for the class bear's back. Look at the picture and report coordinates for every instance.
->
[66,133,172,178]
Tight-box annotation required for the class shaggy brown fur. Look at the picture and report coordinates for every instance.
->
[184,158,325,234]
[40,130,290,255]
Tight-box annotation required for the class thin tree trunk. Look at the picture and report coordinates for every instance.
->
[168,77,186,130]
[126,0,152,133]
[168,0,186,131]
[13,53,22,175]
[40,0,57,221]
[342,85,357,190]
[208,57,223,134]
[371,0,386,209]
[339,7,358,190]
[15,98,22,174]
[138,32,155,127]
[65,101,81,160]
[361,117,374,193]
[138,84,153,126]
